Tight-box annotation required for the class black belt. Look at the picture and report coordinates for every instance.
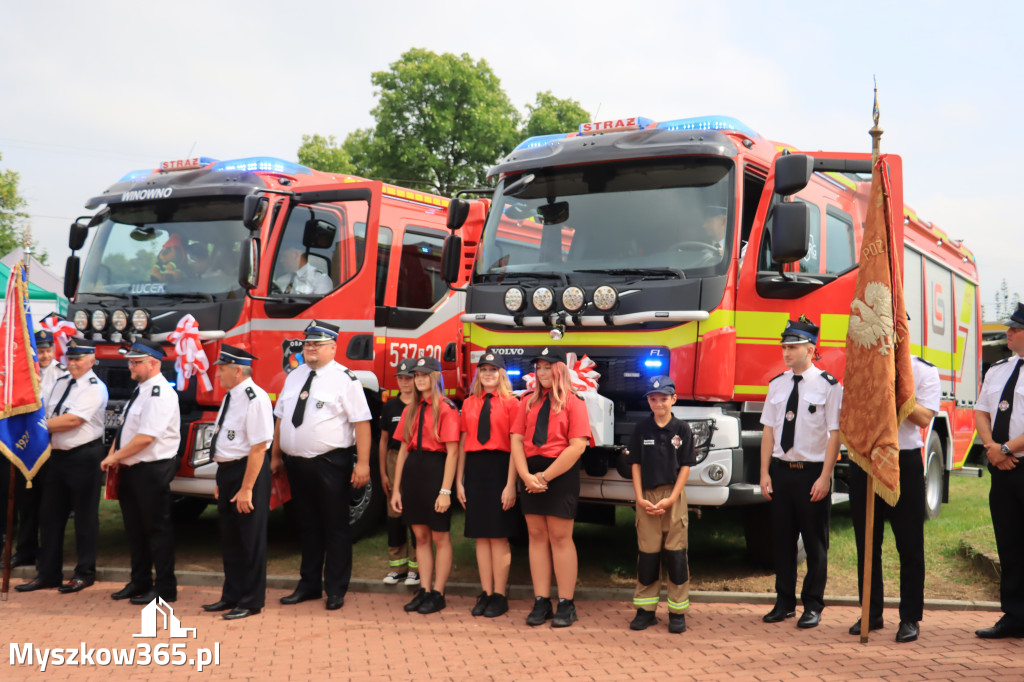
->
[773,459,824,470]
[53,438,103,455]
[286,446,356,459]
[215,457,247,468]
[900,448,922,455]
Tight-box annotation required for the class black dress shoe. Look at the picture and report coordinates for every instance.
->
[111,584,149,600]
[797,611,821,629]
[326,595,345,610]
[976,617,1024,639]
[280,589,322,605]
[202,600,235,612]
[14,578,59,592]
[848,616,884,635]
[10,554,36,568]
[130,590,176,605]
[471,592,490,617]
[223,607,260,620]
[404,588,428,612]
[763,604,796,623]
[58,578,94,594]
[896,620,919,642]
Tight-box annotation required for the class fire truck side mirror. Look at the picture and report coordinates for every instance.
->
[69,220,89,251]
[773,154,814,196]
[447,198,470,231]
[770,202,810,263]
[441,234,463,284]
[243,195,269,231]
[239,237,261,291]
[64,255,80,300]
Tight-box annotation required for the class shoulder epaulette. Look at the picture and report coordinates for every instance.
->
[245,386,256,400]
[152,385,161,396]
[344,369,358,382]
[820,371,838,385]
[769,372,786,383]
[55,373,71,382]
[89,377,98,384]
[914,356,935,368]
[990,357,1010,368]
[57,363,67,371]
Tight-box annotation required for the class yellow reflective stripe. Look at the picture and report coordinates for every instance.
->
[954,282,976,373]
[697,308,735,339]
[389,559,408,567]
[952,430,976,468]
[922,347,954,371]
[735,384,769,396]
[667,599,690,611]
[823,171,858,190]
[819,313,849,343]
[633,597,661,606]
[408,561,418,569]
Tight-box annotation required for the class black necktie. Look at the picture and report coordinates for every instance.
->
[416,402,427,452]
[532,393,551,447]
[291,370,316,427]
[477,394,492,445]
[51,378,76,418]
[210,391,231,458]
[115,387,140,450]
[992,359,1023,444]
[779,375,803,453]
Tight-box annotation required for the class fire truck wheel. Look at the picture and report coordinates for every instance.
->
[923,432,944,521]
[171,495,209,523]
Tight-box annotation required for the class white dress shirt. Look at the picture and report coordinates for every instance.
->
[212,377,274,462]
[977,353,1024,448]
[761,364,844,462]
[274,361,372,457]
[40,361,70,410]
[277,262,333,295]
[119,372,181,465]
[47,369,108,450]
[898,356,942,450]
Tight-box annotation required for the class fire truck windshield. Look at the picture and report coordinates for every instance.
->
[79,197,247,297]
[477,157,734,280]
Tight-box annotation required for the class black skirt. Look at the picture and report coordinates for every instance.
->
[518,455,580,520]
[401,449,451,532]
[464,449,520,539]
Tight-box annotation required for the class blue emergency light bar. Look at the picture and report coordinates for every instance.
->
[210,157,313,175]
[511,115,761,152]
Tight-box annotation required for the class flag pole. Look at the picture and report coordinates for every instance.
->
[2,462,15,600]
[859,80,884,644]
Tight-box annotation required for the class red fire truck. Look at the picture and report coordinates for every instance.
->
[441,115,980,561]
[63,156,477,535]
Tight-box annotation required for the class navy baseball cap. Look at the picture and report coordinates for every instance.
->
[410,356,441,373]
[644,375,676,397]
[394,358,416,376]
[120,339,166,360]
[530,347,567,365]
[215,344,257,366]
[478,351,506,370]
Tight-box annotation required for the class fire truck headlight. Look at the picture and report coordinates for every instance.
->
[504,287,525,313]
[191,422,216,468]
[707,464,725,481]
[90,309,108,332]
[593,285,618,311]
[111,309,129,332]
[686,418,716,463]
[532,287,554,312]
[131,309,151,332]
[561,286,585,313]
[73,310,89,331]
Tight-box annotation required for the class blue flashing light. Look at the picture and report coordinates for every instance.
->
[209,157,313,176]
[118,168,155,183]
[506,368,522,378]
[644,358,664,369]
[511,133,570,153]
[656,115,761,139]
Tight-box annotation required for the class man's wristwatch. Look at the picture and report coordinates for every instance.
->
[1001,444,1012,456]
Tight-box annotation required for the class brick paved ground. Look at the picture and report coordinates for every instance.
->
[2,582,1020,681]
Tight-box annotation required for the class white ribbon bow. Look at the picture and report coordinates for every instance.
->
[523,352,601,394]
[40,314,79,365]
[166,314,212,391]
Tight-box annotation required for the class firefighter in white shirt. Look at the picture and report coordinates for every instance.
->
[101,339,181,605]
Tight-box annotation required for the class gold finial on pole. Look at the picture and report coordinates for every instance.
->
[870,76,883,165]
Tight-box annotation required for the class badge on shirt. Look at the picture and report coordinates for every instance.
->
[785,410,795,422]
[227,430,235,441]
[808,405,816,414]
[152,386,160,396]
[1000,400,1010,412]
[643,439,655,445]
[300,391,309,400]
[671,434,682,449]
[89,377,98,384]
[316,401,325,409]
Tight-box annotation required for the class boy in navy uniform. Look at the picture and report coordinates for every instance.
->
[625,375,697,634]
[759,317,843,629]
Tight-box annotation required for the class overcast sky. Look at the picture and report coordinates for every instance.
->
[2,0,1019,315]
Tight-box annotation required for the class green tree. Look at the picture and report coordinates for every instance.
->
[523,91,590,138]
[296,134,357,175]
[0,152,31,258]
[362,48,521,196]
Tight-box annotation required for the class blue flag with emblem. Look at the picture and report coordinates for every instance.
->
[0,262,51,485]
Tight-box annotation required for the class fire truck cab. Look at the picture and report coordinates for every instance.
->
[442,116,979,560]
[64,156,474,535]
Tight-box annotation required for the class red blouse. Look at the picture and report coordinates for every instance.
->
[460,392,519,451]
[511,389,592,459]
[397,398,460,452]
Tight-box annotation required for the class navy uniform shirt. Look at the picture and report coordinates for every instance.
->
[379,396,410,452]
[626,415,697,490]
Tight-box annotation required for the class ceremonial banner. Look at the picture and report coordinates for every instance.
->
[838,157,915,505]
[0,263,51,483]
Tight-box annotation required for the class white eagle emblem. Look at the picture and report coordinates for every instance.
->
[848,281,895,355]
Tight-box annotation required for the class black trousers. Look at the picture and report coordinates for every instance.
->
[216,454,270,609]
[0,461,48,560]
[849,448,925,622]
[118,458,177,595]
[770,460,831,613]
[37,440,104,583]
[284,448,353,597]
[989,462,1024,625]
